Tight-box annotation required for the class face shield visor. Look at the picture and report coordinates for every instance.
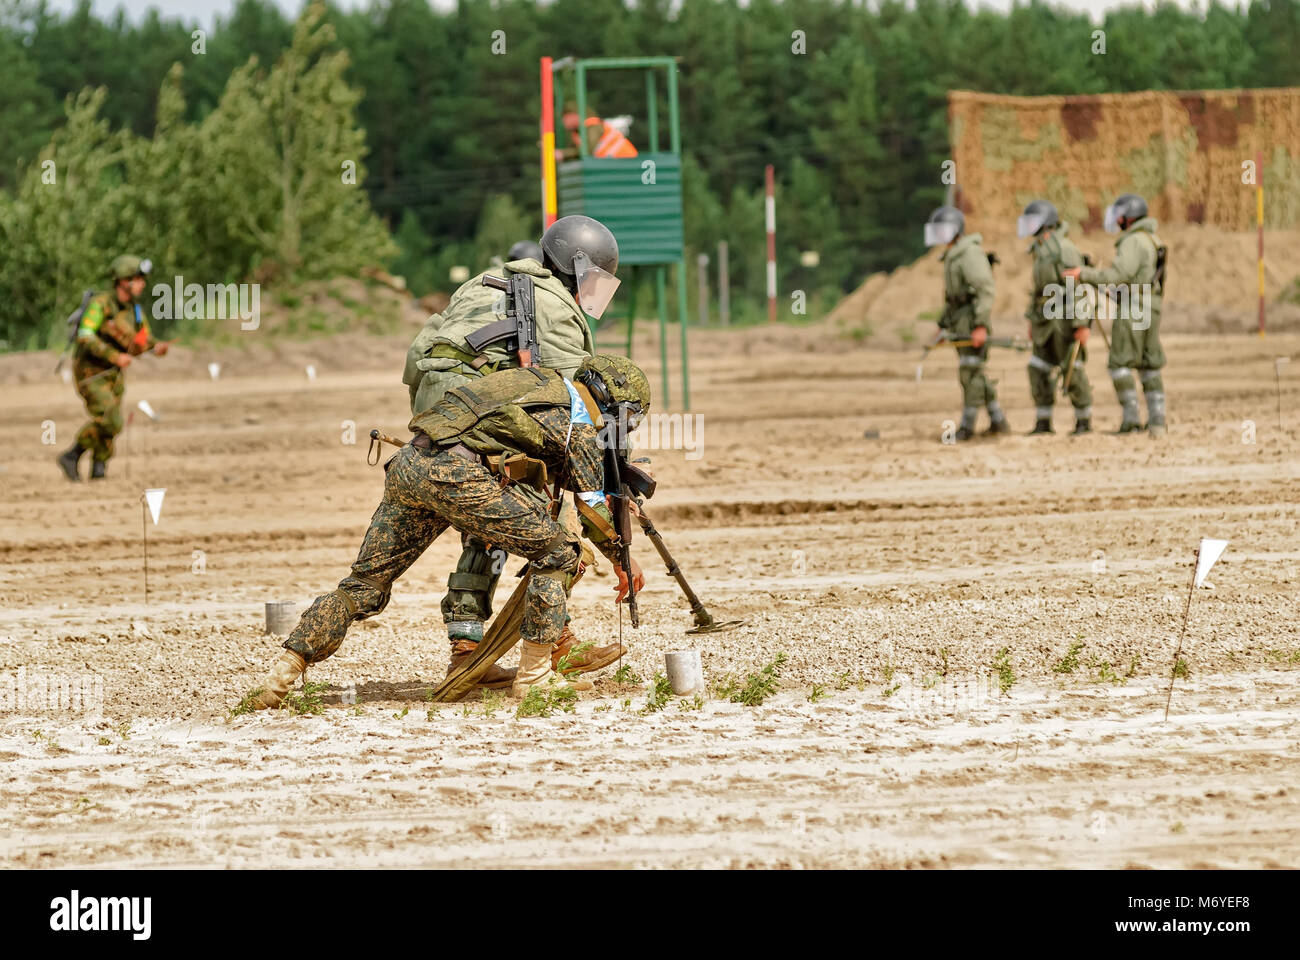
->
[1016,214,1046,238]
[923,221,959,247]
[573,251,621,320]
[1103,203,1122,234]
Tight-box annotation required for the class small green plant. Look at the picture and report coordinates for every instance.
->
[993,647,1016,695]
[808,683,828,703]
[281,680,328,716]
[1170,821,1186,834]
[228,690,265,719]
[1053,640,1085,675]
[938,647,950,678]
[594,704,612,713]
[353,704,365,716]
[1172,658,1190,680]
[394,706,410,720]
[116,720,132,740]
[516,680,578,719]
[1091,660,1123,685]
[612,663,642,686]
[641,672,674,714]
[726,652,787,707]
[1126,654,1141,678]
[556,641,595,678]
[881,662,900,698]
[97,736,113,746]
[479,689,505,718]
[833,670,852,691]
[677,694,704,711]
[426,707,438,720]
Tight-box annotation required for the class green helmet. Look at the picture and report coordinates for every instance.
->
[577,354,651,418]
[110,255,152,280]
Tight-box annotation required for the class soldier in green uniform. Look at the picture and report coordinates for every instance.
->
[402,218,624,687]
[248,355,651,709]
[1018,200,1092,435]
[926,206,1010,441]
[1064,194,1167,436]
[57,255,168,481]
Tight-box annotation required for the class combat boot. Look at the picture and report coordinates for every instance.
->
[551,624,625,676]
[1114,420,1144,435]
[1029,418,1054,435]
[252,649,307,710]
[1147,420,1167,439]
[953,426,974,442]
[983,418,1011,437]
[90,460,107,479]
[512,640,593,698]
[445,637,516,689]
[57,444,85,482]
[1072,418,1092,435]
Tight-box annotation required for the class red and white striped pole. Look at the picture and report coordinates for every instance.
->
[765,164,777,324]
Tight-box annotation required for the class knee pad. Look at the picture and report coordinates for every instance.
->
[340,573,391,620]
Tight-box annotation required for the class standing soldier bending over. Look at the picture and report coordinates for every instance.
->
[1064,193,1167,436]
[248,355,651,709]
[402,217,626,687]
[57,255,168,481]
[926,206,1010,441]
[1019,200,1092,435]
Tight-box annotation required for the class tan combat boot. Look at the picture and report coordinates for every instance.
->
[446,638,517,689]
[551,625,625,677]
[512,640,593,698]
[253,650,307,710]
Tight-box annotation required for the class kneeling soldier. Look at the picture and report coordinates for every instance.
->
[250,355,650,708]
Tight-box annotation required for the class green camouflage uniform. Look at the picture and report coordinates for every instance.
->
[402,258,597,638]
[939,233,1005,432]
[72,291,156,463]
[283,367,620,666]
[1078,216,1165,428]
[1026,224,1091,424]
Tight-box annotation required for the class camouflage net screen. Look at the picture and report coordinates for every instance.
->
[948,88,1300,231]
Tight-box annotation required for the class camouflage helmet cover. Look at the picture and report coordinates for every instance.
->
[577,354,650,415]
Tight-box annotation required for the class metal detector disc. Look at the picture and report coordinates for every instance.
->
[685,619,745,635]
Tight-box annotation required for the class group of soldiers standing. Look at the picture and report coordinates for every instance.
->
[926,192,1167,440]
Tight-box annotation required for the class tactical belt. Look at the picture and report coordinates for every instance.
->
[411,432,478,463]
[429,342,501,373]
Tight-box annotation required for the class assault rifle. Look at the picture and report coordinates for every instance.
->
[916,331,1030,382]
[465,273,539,367]
[599,415,655,628]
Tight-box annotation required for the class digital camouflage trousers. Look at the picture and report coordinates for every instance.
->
[284,444,580,665]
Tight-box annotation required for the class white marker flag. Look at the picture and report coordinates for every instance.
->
[208,362,221,380]
[137,399,159,421]
[305,364,317,381]
[144,488,166,525]
[1193,538,1229,588]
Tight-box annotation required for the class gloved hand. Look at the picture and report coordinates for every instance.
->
[971,326,988,349]
[1073,326,1090,346]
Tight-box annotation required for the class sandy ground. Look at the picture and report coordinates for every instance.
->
[1,324,1298,868]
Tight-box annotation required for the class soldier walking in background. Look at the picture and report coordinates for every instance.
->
[1019,201,1093,435]
[926,206,1010,441]
[57,255,167,481]
[1064,194,1167,436]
